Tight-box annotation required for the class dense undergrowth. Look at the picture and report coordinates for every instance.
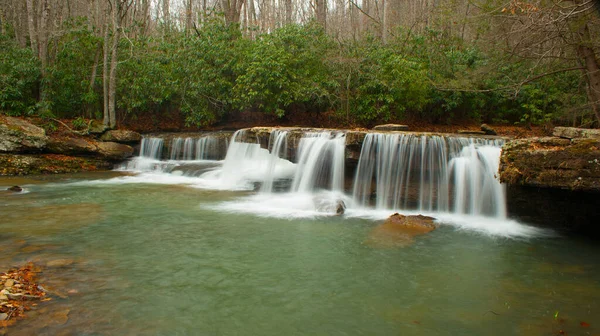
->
[0,19,593,129]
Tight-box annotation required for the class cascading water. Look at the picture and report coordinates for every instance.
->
[115,128,541,236]
[260,130,289,193]
[139,137,164,159]
[169,138,184,160]
[352,133,505,218]
[291,132,346,193]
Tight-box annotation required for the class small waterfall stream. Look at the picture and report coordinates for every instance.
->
[352,133,505,218]
[120,129,509,223]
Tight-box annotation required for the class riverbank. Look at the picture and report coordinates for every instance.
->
[0,116,138,176]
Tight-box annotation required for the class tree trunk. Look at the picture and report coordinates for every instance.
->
[578,24,600,124]
[162,0,169,29]
[316,0,326,30]
[220,0,245,25]
[186,0,193,33]
[37,0,49,106]
[102,17,110,126]
[25,0,38,55]
[88,43,102,118]
[108,1,119,129]
[285,0,292,24]
[381,0,388,43]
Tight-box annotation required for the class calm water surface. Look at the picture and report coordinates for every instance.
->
[1,172,599,335]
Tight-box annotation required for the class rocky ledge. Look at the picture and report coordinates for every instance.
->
[500,127,600,192]
[0,116,139,176]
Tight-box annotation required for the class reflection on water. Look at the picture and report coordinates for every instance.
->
[0,173,599,336]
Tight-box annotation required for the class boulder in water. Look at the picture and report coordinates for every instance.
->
[313,197,346,215]
[7,186,22,192]
[366,213,437,248]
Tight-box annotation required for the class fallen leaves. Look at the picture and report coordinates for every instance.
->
[1,262,47,327]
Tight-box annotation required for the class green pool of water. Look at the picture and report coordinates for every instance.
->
[1,173,599,335]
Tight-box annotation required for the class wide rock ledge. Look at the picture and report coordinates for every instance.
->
[552,126,600,140]
[500,136,600,191]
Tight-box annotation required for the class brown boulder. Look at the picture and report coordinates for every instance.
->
[366,213,437,248]
[552,127,600,140]
[95,141,134,160]
[100,130,142,143]
[0,116,48,153]
[46,136,98,155]
[372,124,409,131]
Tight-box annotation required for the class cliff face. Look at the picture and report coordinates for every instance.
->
[499,128,600,192]
[0,117,138,176]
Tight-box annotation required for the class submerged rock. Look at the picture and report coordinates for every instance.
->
[366,213,437,248]
[0,116,48,153]
[313,197,346,215]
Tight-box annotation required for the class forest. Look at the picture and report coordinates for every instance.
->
[0,0,599,130]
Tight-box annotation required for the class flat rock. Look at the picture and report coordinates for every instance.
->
[46,136,98,155]
[457,130,486,135]
[0,313,7,320]
[100,130,142,143]
[500,137,600,191]
[0,116,48,153]
[553,127,600,140]
[95,142,134,160]
[372,124,409,131]
[366,213,437,248]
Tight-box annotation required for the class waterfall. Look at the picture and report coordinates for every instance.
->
[182,138,195,160]
[196,136,219,160]
[260,130,289,193]
[169,138,183,160]
[291,132,345,193]
[139,137,164,159]
[352,133,505,218]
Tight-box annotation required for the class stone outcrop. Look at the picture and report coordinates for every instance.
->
[0,117,138,176]
[552,127,600,140]
[372,124,409,131]
[0,154,112,175]
[500,135,600,191]
[481,124,497,135]
[100,130,142,143]
[47,136,98,155]
[95,141,134,160]
[0,117,48,153]
[366,213,437,248]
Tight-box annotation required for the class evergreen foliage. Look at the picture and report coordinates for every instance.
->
[0,18,590,127]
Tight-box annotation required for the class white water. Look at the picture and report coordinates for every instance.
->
[352,133,505,217]
[108,129,544,238]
